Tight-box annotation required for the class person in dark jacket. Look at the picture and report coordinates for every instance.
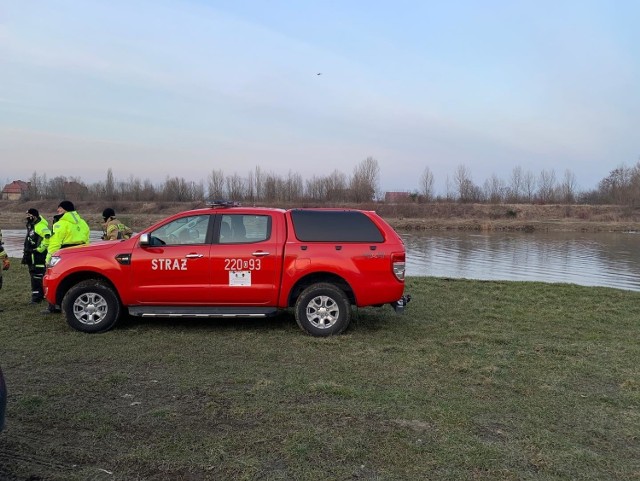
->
[23,208,51,303]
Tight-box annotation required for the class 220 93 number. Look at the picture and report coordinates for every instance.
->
[224,258,262,271]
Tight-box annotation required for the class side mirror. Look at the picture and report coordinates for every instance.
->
[139,233,150,246]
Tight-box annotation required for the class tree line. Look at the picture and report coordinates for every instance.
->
[13,158,640,205]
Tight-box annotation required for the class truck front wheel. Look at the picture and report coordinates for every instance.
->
[295,283,351,336]
[62,280,121,333]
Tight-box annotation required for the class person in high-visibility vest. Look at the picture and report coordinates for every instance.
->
[22,208,51,304]
[45,201,90,264]
[44,201,90,313]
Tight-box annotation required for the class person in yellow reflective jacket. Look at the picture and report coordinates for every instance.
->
[45,201,90,264]
[22,208,51,304]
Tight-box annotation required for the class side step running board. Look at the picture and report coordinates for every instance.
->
[128,306,279,318]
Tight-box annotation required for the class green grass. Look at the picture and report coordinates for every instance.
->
[0,261,639,480]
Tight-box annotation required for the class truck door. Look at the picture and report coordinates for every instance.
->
[209,213,281,305]
[130,214,213,304]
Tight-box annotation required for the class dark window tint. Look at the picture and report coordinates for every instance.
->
[291,210,384,242]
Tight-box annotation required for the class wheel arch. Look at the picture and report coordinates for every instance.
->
[287,272,355,308]
[55,272,122,307]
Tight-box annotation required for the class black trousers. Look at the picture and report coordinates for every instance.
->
[29,264,46,302]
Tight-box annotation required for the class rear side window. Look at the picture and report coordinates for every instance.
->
[291,210,384,242]
[219,214,271,244]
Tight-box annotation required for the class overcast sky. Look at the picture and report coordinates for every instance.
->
[1,0,639,194]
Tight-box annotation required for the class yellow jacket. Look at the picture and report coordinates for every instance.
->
[46,211,90,263]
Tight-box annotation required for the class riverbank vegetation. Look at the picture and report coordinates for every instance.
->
[0,270,638,480]
[4,159,640,207]
[2,199,640,233]
[4,159,640,232]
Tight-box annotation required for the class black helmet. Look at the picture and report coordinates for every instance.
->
[102,208,115,220]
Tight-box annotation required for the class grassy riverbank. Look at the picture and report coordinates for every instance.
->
[3,200,640,232]
[0,268,638,480]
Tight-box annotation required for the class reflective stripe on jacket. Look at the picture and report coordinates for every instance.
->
[46,211,90,262]
[103,218,132,240]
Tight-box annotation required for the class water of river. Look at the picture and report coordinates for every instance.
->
[403,230,640,292]
[2,229,640,292]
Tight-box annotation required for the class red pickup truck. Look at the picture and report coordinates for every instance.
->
[43,204,409,336]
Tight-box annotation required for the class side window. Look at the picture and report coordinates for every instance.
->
[219,215,270,244]
[290,210,384,242]
[150,215,210,246]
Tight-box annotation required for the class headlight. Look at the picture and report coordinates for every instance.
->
[48,256,61,267]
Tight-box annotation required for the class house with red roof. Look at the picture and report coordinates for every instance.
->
[1,180,30,200]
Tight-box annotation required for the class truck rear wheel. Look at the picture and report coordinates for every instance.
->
[295,283,351,336]
[62,280,121,333]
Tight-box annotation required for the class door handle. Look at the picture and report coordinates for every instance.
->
[185,254,204,258]
[252,251,270,257]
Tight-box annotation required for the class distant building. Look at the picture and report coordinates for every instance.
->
[1,180,30,200]
[384,191,411,203]
[62,181,89,200]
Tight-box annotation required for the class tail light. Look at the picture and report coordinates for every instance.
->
[391,252,406,281]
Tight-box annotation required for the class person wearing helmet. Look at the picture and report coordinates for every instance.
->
[101,208,132,240]
[22,208,51,304]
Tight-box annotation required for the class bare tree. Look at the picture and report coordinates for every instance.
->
[254,166,264,201]
[305,175,324,200]
[123,175,143,201]
[483,173,506,204]
[283,170,303,202]
[559,169,577,203]
[537,169,557,203]
[208,169,225,200]
[420,166,435,201]
[105,168,116,201]
[192,180,205,201]
[350,157,380,202]
[246,169,255,202]
[27,171,47,200]
[226,173,246,200]
[454,164,480,203]
[523,170,536,203]
[162,176,193,201]
[508,166,524,202]
[263,173,281,202]
[48,176,68,200]
[596,162,640,205]
[326,170,347,202]
[444,175,454,201]
[141,179,156,200]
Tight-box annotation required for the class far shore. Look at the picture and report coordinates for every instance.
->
[2,199,640,233]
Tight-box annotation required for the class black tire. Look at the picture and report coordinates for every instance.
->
[294,283,351,336]
[62,280,121,333]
